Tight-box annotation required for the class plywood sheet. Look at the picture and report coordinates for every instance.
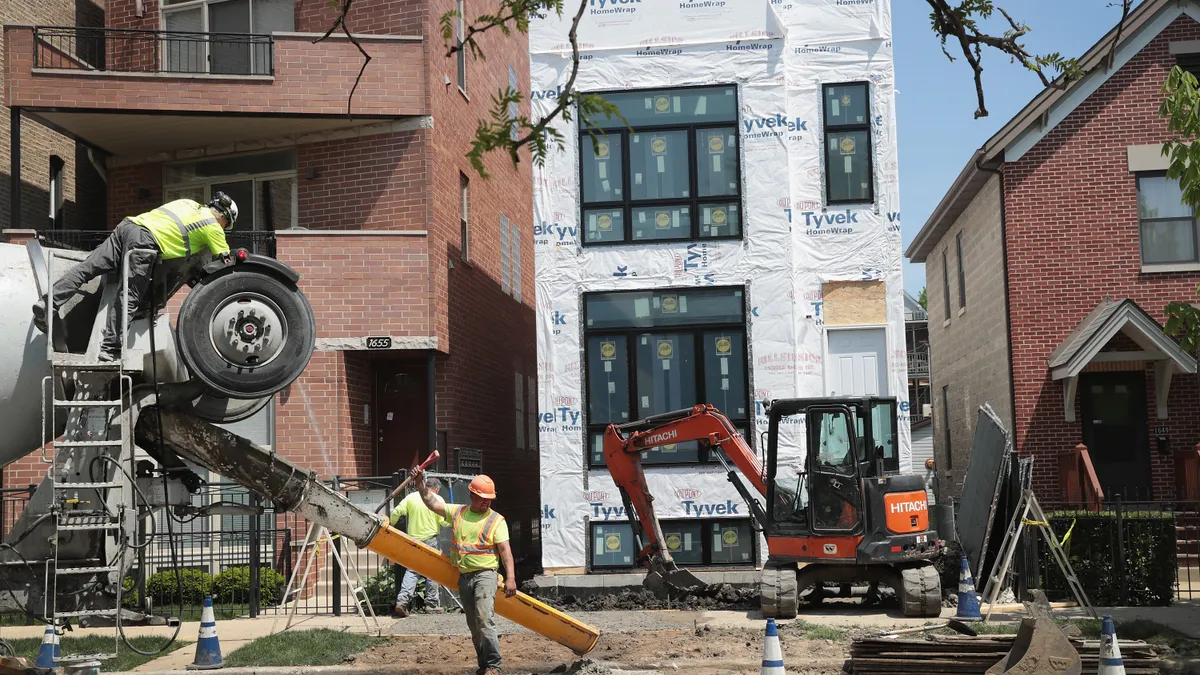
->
[823,280,886,326]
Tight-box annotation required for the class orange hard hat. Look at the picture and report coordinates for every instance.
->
[468,475,497,500]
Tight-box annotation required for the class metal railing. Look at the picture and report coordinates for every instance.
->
[32,26,274,77]
[907,347,930,376]
[37,229,277,258]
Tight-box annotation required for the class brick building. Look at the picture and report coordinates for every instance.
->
[906,0,1200,505]
[3,0,541,562]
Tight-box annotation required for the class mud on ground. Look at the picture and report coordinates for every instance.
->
[354,624,848,675]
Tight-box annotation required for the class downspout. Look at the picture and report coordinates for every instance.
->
[87,147,108,185]
[974,156,1016,444]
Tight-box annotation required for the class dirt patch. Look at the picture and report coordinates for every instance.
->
[522,583,760,612]
[355,626,848,674]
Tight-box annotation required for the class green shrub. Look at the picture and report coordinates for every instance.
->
[362,567,395,614]
[120,577,140,610]
[1038,511,1176,606]
[213,566,287,606]
[147,569,213,606]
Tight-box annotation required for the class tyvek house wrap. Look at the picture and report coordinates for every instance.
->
[531,0,908,570]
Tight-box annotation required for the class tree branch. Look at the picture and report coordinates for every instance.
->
[315,0,372,119]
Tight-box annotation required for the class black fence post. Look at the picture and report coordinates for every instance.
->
[249,493,261,618]
[1115,493,1128,606]
[331,476,342,616]
[391,471,404,603]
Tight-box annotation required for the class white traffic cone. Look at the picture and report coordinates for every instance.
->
[186,596,224,670]
[34,625,60,668]
[953,555,982,621]
[761,618,785,675]
[1099,615,1126,675]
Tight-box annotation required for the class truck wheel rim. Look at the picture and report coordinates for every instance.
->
[208,291,289,369]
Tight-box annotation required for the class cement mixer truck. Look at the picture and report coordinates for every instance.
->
[0,239,598,660]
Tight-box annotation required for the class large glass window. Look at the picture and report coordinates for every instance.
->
[584,287,748,467]
[161,0,291,75]
[163,149,296,256]
[580,86,741,245]
[1137,173,1200,265]
[822,82,873,205]
[589,519,753,569]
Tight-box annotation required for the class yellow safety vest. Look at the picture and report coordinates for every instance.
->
[449,505,506,572]
[129,199,230,260]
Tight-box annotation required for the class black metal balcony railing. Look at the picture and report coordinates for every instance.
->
[32,26,274,77]
[38,229,277,258]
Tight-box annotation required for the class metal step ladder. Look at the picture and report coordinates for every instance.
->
[981,488,1096,621]
[39,247,138,666]
[272,522,382,636]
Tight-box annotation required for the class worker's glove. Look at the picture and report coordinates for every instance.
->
[221,252,233,264]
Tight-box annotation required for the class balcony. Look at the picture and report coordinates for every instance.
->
[907,347,930,377]
[5,25,425,156]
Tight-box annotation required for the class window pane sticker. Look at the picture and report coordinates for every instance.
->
[722,528,738,546]
[655,211,672,229]
[605,533,621,551]
[708,134,724,155]
[653,95,672,114]
[657,339,673,359]
[666,533,682,551]
[714,335,732,356]
[600,341,617,361]
[662,294,679,313]
[651,136,668,156]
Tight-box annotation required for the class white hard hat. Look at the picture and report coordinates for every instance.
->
[209,191,238,229]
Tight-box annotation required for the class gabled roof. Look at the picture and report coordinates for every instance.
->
[906,0,1193,263]
[1047,298,1197,380]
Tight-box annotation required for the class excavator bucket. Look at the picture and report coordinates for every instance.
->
[643,560,712,596]
[984,618,1080,675]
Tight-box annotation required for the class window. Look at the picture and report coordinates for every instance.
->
[941,248,951,321]
[955,232,966,309]
[163,149,296,256]
[527,374,537,458]
[1178,52,1200,80]
[49,155,64,229]
[511,221,522,302]
[460,173,470,261]
[580,85,741,245]
[508,65,520,142]
[515,373,525,451]
[161,0,291,75]
[590,519,754,569]
[500,213,521,300]
[1137,173,1200,265]
[500,214,511,294]
[455,0,466,93]
[822,82,873,205]
[584,287,748,467]
[941,385,952,470]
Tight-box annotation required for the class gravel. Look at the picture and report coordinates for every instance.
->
[384,610,694,637]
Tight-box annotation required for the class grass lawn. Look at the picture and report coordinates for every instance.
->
[224,628,384,668]
[787,620,847,641]
[2,635,189,672]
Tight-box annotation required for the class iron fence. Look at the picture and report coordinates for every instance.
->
[1030,496,1198,605]
[32,26,273,77]
[0,472,480,624]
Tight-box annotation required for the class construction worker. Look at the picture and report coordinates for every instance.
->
[415,470,515,675]
[32,193,237,361]
[389,476,451,617]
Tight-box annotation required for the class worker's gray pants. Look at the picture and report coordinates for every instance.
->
[395,537,441,609]
[50,219,159,354]
[459,569,501,672]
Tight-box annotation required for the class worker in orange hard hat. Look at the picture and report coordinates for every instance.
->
[416,470,514,675]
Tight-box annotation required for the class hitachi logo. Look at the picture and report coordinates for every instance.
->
[889,500,927,514]
[645,430,678,445]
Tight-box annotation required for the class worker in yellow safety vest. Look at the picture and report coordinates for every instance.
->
[389,475,451,617]
[416,470,516,675]
[32,193,237,362]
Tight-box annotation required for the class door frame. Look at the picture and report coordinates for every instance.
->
[1078,370,1151,500]
[823,324,889,398]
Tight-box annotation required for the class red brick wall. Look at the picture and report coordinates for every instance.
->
[1004,14,1200,501]
[6,28,425,118]
[294,0,424,35]
[424,0,538,554]
[108,162,163,227]
[297,130,429,231]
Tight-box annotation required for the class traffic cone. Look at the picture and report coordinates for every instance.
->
[760,618,785,675]
[1099,615,1126,675]
[953,555,982,621]
[186,596,224,670]
[34,625,60,668]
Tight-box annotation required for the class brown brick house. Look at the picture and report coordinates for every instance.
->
[2,0,541,560]
[906,0,1200,506]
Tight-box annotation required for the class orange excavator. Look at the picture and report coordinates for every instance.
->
[604,397,944,617]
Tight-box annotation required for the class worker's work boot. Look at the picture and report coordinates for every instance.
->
[31,301,47,334]
[98,349,119,363]
[393,604,408,618]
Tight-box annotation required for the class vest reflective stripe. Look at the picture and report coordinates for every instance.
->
[450,508,502,564]
[154,205,217,257]
[131,200,219,260]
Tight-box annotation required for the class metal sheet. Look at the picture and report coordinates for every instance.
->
[955,404,1012,580]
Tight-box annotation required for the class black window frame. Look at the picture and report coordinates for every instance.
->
[942,385,952,470]
[577,84,743,247]
[460,172,470,262]
[821,81,875,206]
[1135,171,1200,266]
[941,248,951,321]
[455,0,466,94]
[582,286,751,468]
[955,231,966,309]
[587,518,757,571]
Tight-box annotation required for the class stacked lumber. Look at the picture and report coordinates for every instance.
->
[845,634,1163,675]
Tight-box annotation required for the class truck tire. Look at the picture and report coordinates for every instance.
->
[177,269,315,399]
[183,394,272,424]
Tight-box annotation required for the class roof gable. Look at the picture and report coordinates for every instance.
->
[1048,298,1197,380]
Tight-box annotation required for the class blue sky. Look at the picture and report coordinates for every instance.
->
[896,0,1140,297]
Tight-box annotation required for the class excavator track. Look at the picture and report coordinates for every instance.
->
[760,563,798,619]
[899,564,942,617]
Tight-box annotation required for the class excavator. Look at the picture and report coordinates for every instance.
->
[604,400,944,617]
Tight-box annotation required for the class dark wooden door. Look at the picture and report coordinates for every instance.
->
[1080,372,1150,501]
[374,360,429,475]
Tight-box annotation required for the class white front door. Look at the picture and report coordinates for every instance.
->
[827,328,887,397]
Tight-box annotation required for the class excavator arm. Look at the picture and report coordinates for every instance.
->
[603,404,767,596]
